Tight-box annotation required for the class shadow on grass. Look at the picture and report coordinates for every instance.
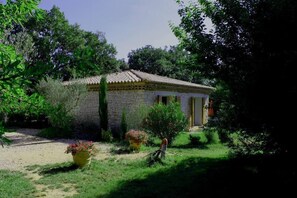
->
[104,155,295,198]
[38,163,78,175]
[170,143,208,149]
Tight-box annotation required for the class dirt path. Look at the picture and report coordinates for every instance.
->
[0,128,146,197]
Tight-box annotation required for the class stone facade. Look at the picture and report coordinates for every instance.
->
[75,88,210,131]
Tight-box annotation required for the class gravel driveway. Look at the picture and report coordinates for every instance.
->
[0,128,113,171]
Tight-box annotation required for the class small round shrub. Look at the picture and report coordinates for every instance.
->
[102,129,113,142]
[203,127,220,144]
[143,102,188,144]
[125,129,148,144]
[189,133,208,146]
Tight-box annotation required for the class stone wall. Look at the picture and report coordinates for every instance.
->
[74,89,210,131]
[74,91,100,130]
[74,90,146,131]
[108,90,146,130]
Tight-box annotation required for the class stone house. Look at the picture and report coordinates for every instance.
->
[68,70,214,131]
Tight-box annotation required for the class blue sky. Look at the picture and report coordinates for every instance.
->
[39,0,182,60]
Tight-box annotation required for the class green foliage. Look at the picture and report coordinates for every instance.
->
[120,109,128,140]
[0,0,46,118]
[0,86,46,116]
[17,6,120,80]
[0,170,36,198]
[99,76,108,134]
[0,0,42,36]
[3,29,36,62]
[102,129,113,143]
[188,133,208,146]
[143,102,188,144]
[126,103,150,131]
[203,128,220,144]
[0,122,11,147]
[228,131,275,157]
[173,0,297,153]
[128,45,206,84]
[37,77,87,131]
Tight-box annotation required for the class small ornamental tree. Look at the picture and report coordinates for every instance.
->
[37,77,87,131]
[120,109,128,140]
[143,102,188,144]
[99,76,108,138]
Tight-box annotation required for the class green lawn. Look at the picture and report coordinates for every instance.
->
[1,132,295,198]
[0,170,36,198]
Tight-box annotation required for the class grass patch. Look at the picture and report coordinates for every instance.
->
[0,170,36,198]
[26,141,229,198]
[4,132,293,197]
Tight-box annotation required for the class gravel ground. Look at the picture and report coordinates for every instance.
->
[0,128,113,171]
[0,128,148,197]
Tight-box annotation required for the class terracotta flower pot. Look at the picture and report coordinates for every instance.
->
[72,151,91,168]
[129,140,141,151]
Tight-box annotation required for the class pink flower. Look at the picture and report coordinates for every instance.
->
[65,141,96,156]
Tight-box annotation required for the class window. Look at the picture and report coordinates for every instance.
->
[156,95,181,105]
[161,96,168,105]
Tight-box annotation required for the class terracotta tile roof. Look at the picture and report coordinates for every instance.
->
[131,70,213,90]
[64,70,213,90]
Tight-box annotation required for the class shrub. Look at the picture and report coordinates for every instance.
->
[37,77,87,131]
[125,130,148,144]
[143,102,187,144]
[189,133,208,146]
[120,109,127,140]
[189,134,200,145]
[228,130,275,156]
[203,127,220,144]
[102,129,113,142]
[125,130,148,151]
[0,122,11,147]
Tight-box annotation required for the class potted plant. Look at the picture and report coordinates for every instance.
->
[65,141,97,168]
[125,129,148,151]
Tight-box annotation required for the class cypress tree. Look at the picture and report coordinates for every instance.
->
[120,109,128,140]
[99,76,108,138]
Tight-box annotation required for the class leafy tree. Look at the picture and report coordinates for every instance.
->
[128,45,172,75]
[173,0,297,154]
[127,45,206,84]
[18,6,120,80]
[3,29,36,63]
[0,0,43,144]
[99,76,108,137]
[0,0,42,87]
[37,78,87,132]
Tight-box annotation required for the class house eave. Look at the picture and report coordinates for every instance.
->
[87,81,213,94]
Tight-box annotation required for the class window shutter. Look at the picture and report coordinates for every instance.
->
[155,95,161,104]
[189,97,194,127]
[208,99,214,117]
